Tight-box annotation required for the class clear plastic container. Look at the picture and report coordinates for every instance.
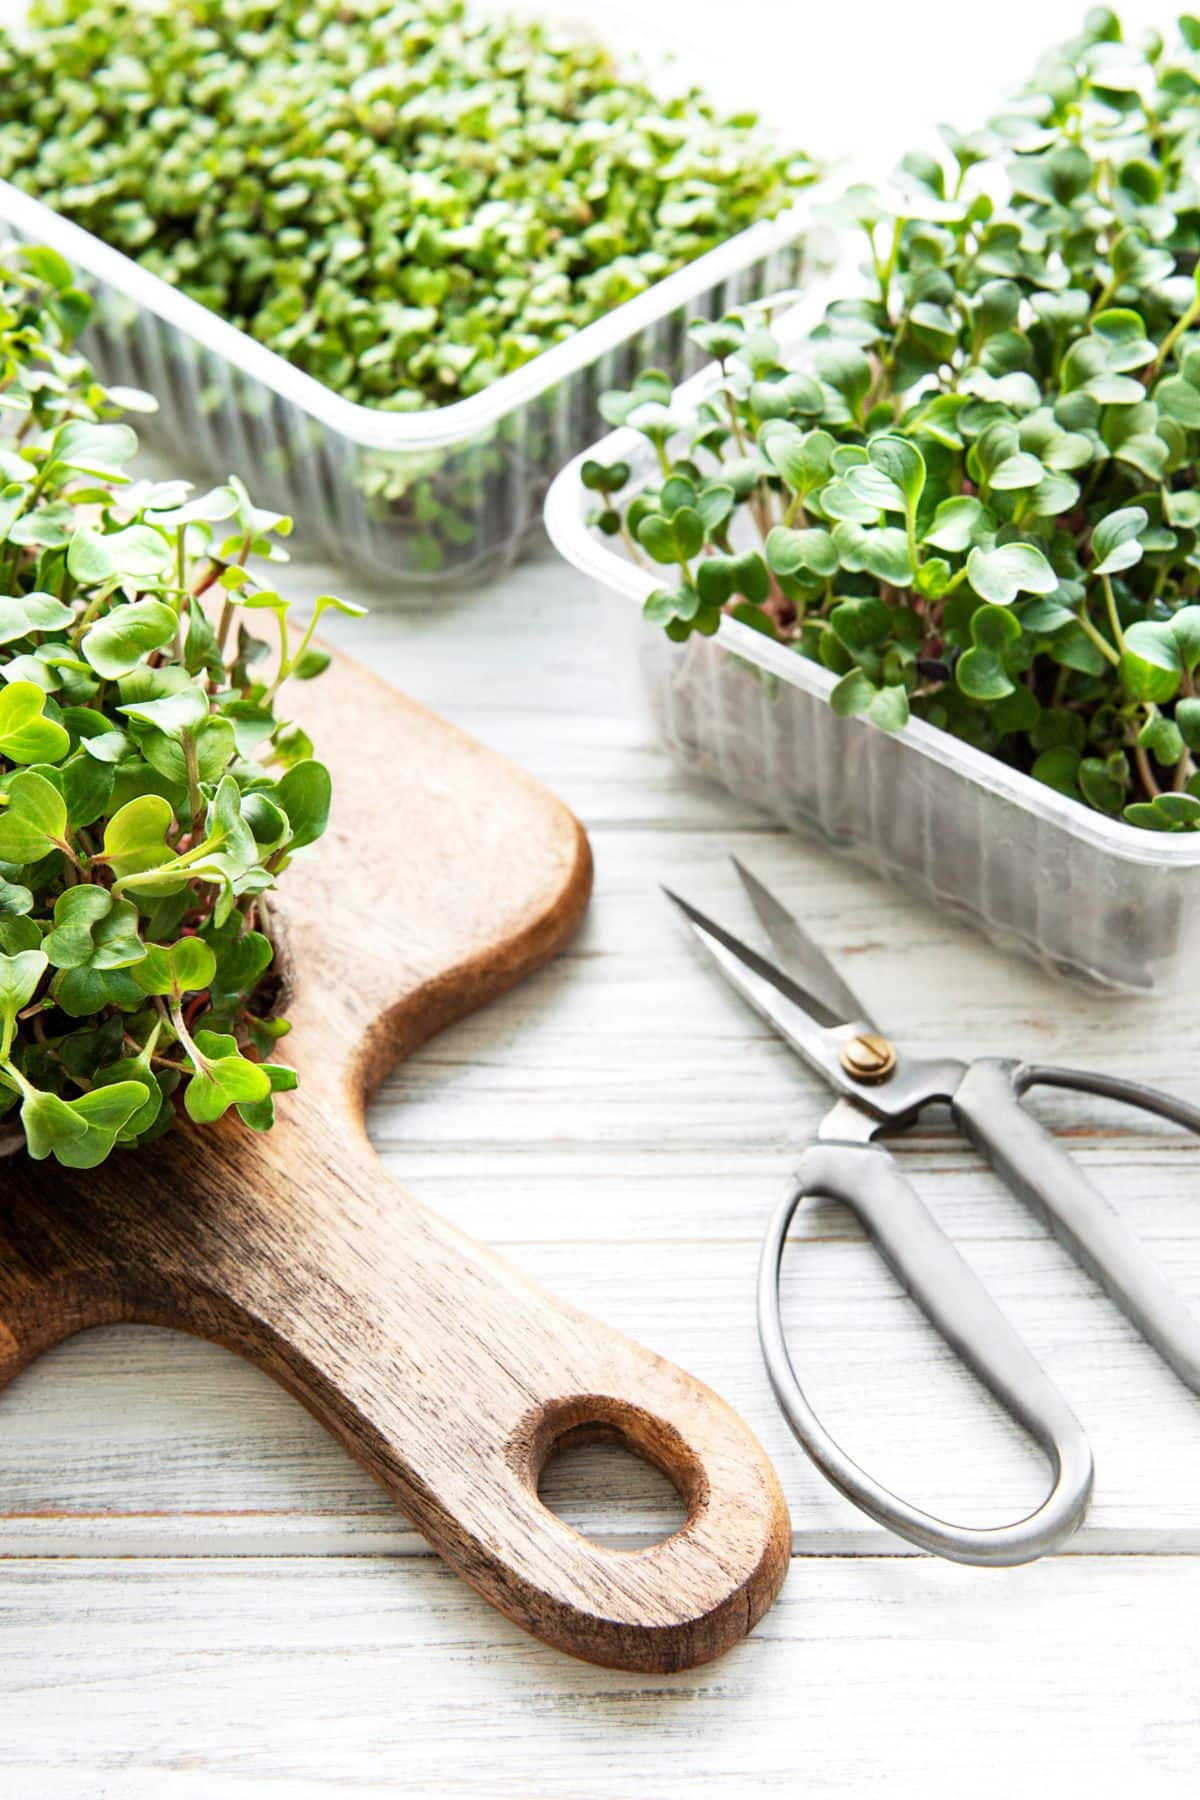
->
[546,407,1200,995]
[0,173,813,589]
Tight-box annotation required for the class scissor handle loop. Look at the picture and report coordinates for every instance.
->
[956,1058,1200,1394]
[758,1139,1094,1567]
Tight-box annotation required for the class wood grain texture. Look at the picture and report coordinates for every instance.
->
[3,0,1197,1782]
[3,1554,1199,1800]
[0,645,790,1673]
[4,597,1199,1789]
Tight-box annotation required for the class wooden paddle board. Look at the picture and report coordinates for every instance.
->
[0,646,790,1672]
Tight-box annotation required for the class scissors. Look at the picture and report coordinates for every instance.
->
[667,859,1200,1568]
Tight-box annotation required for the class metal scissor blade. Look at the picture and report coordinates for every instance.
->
[731,858,868,1031]
[664,887,865,1088]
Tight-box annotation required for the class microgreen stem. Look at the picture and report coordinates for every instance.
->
[110,830,221,896]
[1149,294,1200,381]
[168,994,208,1072]
[724,394,748,457]
[621,523,651,570]
[181,728,203,827]
[1133,739,1162,800]
[0,1057,35,1098]
[53,835,84,873]
[1076,607,1121,668]
[904,506,920,579]
[1100,574,1126,654]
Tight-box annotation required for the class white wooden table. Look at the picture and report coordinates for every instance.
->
[3,2,1198,1792]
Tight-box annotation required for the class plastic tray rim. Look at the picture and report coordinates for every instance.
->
[0,178,814,455]
[545,421,1200,873]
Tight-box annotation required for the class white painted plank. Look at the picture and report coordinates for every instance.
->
[2,0,1196,1784]
[1,1555,1197,1799]
[358,823,1197,1192]
[2,721,1197,1553]
[311,553,748,831]
[6,1215,1200,1552]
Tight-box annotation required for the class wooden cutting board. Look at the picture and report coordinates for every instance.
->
[0,645,790,1673]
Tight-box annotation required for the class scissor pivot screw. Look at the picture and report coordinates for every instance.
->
[840,1033,897,1084]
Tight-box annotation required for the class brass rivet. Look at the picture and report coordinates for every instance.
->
[839,1032,897,1084]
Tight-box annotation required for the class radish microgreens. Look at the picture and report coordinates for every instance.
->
[592,9,1200,831]
[0,0,814,410]
[0,244,360,1169]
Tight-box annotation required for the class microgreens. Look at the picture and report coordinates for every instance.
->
[592,9,1200,832]
[0,243,359,1169]
[0,0,814,411]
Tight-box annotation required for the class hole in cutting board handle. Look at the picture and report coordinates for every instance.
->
[527,1396,701,1549]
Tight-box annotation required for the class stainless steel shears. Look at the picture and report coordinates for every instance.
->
[668,860,1200,1567]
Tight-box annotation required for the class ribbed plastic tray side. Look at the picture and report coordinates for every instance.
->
[0,208,806,587]
[551,445,1200,995]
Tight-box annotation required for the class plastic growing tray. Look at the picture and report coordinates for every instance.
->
[0,173,812,589]
[545,378,1200,994]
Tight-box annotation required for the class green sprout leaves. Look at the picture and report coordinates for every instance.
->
[1092,507,1148,578]
[0,593,73,644]
[46,888,146,1017]
[0,0,815,413]
[43,887,140,971]
[0,770,69,863]
[766,528,837,581]
[182,1031,271,1124]
[275,760,333,850]
[831,669,911,731]
[0,682,69,763]
[965,543,1058,607]
[0,948,47,1058]
[957,607,1023,702]
[1124,792,1200,831]
[19,1079,149,1170]
[637,508,705,566]
[862,436,926,516]
[130,939,271,1123]
[132,937,216,1001]
[600,12,1200,832]
[0,243,355,1167]
[1119,609,1200,705]
[760,424,835,497]
[81,598,177,679]
[102,795,174,883]
[924,498,988,553]
[0,940,154,1162]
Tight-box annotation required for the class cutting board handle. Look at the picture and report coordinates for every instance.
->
[0,1122,790,1672]
[172,1137,790,1675]
[0,654,790,1672]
